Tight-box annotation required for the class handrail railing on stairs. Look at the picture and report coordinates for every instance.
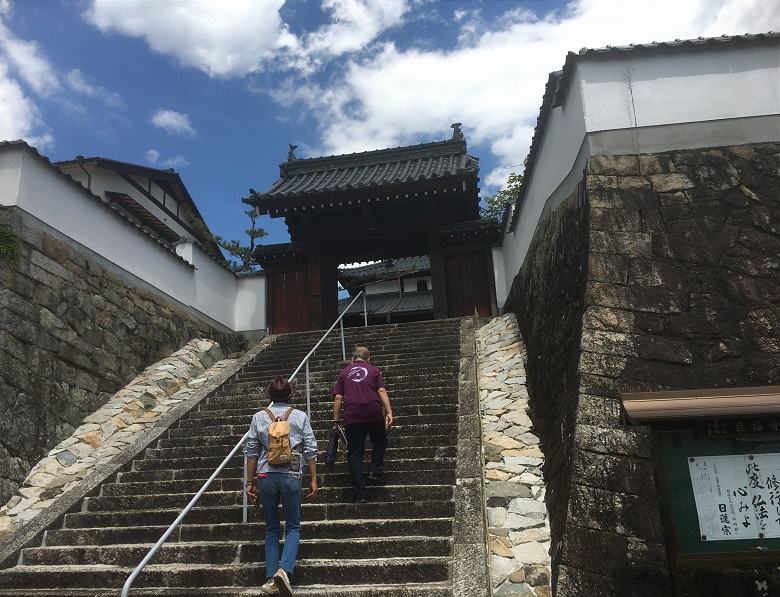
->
[121,291,367,596]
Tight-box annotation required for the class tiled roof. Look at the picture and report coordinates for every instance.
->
[250,135,479,203]
[338,291,433,316]
[339,256,429,285]
[576,32,778,57]
[508,31,779,232]
[252,242,307,261]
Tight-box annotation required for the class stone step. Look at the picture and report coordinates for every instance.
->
[84,485,453,512]
[118,457,456,483]
[101,469,456,497]
[61,503,454,532]
[53,516,454,547]
[156,423,457,447]
[0,557,451,589]
[21,536,451,566]
[236,361,460,378]
[180,403,457,425]
[198,393,460,412]
[132,446,456,471]
[142,440,456,461]
[0,583,451,596]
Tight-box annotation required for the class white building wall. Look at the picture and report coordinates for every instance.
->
[1,147,266,334]
[499,42,780,290]
[402,276,432,293]
[366,280,400,294]
[62,165,197,242]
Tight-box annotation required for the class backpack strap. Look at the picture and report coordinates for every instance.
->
[263,407,295,422]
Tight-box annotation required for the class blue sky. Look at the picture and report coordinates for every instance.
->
[0,0,776,260]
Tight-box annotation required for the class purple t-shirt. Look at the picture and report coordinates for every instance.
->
[333,360,385,425]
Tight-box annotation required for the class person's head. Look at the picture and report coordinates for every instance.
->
[265,375,295,402]
[352,346,370,362]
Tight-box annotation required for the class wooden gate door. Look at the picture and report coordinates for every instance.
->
[270,268,309,333]
[443,250,493,317]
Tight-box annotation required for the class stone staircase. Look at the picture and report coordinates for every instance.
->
[0,318,485,596]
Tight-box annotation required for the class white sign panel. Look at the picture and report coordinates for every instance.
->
[688,453,780,541]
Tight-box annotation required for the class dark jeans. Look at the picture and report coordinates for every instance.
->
[344,420,387,500]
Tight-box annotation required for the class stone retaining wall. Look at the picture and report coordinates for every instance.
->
[476,314,551,597]
[504,142,780,595]
[0,339,237,541]
[0,207,245,506]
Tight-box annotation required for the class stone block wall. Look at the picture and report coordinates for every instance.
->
[504,142,780,596]
[0,207,244,505]
[503,182,589,588]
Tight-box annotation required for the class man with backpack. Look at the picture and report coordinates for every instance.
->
[245,376,318,596]
[332,346,393,503]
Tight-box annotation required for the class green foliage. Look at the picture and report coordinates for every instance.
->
[194,210,267,273]
[480,172,523,220]
[0,218,21,270]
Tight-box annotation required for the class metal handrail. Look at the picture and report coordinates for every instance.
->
[121,291,366,596]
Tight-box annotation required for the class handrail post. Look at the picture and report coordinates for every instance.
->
[363,292,368,327]
[340,317,346,361]
[243,453,249,523]
[305,358,311,421]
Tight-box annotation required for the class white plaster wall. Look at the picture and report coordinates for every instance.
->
[1,147,266,333]
[235,274,267,332]
[501,71,587,288]
[579,44,780,133]
[498,42,780,291]
[61,165,196,241]
[402,276,432,292]
[491,247,507,310]
[366,280,399,294]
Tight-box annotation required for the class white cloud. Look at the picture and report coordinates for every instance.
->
[302,0,411,61]
[84,0,414,77]
[0,20,60,98]
[85,0,300,78]
[145,148,190,169]
[0,59,53,149]
[283,0,780,192]
[151,109,196,137]
[66,69,123,108]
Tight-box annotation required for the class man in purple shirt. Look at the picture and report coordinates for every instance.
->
[332,346,393,502]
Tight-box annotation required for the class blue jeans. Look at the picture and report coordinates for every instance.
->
[257,473,302,579]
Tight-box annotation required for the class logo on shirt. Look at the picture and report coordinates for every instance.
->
[347,366,368,382]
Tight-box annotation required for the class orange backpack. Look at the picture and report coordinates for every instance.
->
[264,407,294,466]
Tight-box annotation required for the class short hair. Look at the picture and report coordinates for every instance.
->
[353,346,370,360]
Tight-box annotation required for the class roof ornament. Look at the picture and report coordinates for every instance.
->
[450,122,464,140]
[287,144,298,161]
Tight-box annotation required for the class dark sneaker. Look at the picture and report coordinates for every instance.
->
[366,473,384,485]
[274,568,293,597]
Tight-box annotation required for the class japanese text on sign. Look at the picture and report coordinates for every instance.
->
[688,454,780,541]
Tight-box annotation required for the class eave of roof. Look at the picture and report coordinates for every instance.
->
[54,155,223,259]
[0,140,194,268]
[246,136,479,206]
[338,290,433,316]
[339,256,430,285]
[508,31,780,233]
